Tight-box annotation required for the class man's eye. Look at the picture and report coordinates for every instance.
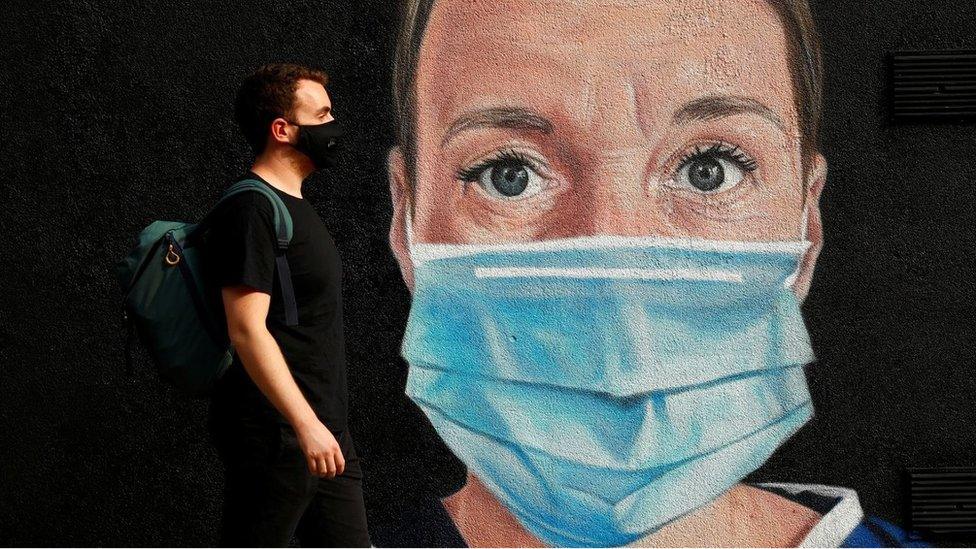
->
[672,144,757,194]
[458,152,548,201]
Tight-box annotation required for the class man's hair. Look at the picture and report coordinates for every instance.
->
[391,0,823,187]
[234,63,329,155]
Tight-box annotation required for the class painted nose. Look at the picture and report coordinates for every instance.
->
[572,76,665,237]
[575,158,647,237]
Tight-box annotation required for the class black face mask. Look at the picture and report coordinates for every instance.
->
[291,119,344,170]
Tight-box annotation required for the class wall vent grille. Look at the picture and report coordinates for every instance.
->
[908,468,976,538]
[891,51,976,121]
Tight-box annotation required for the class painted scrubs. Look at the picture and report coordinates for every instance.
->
[372,482,931,547]
[738,483,929,548]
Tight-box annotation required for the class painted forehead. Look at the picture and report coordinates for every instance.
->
[415,0,798,135]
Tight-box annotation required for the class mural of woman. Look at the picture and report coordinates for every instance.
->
[384,0,928,546]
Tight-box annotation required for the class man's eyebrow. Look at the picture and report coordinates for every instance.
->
[441,106,554,148]
[672,94,786,130]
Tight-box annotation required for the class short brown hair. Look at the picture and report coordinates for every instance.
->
[391,0,823,187]
[234,63,329,154]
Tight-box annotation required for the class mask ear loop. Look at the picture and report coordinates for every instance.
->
[404,202,417,265]
[783,202,811,289]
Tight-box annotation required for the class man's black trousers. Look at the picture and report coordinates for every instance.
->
[208,413,371,547]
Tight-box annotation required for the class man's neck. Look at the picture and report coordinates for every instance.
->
[443,474,821,547]
[249,149,313,199]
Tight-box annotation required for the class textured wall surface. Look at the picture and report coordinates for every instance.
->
[1,0,975,546]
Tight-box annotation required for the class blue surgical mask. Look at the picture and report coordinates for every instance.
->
[400,217,816,546]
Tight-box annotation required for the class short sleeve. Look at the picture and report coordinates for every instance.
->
[207,193,277,294]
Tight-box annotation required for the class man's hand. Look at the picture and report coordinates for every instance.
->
[296,420,345,478]
[221,285,345,479]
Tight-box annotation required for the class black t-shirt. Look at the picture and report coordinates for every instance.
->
[204,171,348,430]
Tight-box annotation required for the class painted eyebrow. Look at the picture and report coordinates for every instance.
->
[672,94,786,130]
[441,106,554,148]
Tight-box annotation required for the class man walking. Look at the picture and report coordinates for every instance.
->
[204,63,370,547]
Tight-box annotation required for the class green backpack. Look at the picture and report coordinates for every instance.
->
[115,178,299,396]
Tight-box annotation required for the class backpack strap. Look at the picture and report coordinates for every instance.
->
[192,178,299,326]
[213,179,293,250]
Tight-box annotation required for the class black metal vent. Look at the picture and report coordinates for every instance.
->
[891,51,976,121]
[908,468,976,539]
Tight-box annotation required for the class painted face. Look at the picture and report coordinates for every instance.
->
[388,4,828,539]
[405,0,819,247]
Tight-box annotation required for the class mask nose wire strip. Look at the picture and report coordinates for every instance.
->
[473,266,744,282]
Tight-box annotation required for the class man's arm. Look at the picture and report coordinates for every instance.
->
[222,284,345,478]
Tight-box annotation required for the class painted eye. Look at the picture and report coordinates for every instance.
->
[675,153,749,193]
[471,158,547,201]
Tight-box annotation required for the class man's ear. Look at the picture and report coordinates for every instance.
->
[269,117,293,146]
[792,153,827,302]
[388,145,415,292]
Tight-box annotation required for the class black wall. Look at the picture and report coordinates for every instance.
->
[2,0,975,545]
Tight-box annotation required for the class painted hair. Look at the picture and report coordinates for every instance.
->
[391,0,823,185]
